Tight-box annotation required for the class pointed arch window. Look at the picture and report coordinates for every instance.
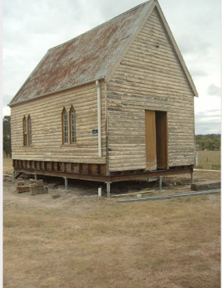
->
[62,108,68,144]
[23,116,27,146]
[27,115,32,145]
[69,106,76,143]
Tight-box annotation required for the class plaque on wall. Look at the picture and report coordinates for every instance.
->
[92,129,98,136]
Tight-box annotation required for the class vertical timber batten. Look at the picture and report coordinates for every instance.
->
[96,80,102,157]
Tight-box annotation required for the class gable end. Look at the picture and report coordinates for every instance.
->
[107,0,198,97]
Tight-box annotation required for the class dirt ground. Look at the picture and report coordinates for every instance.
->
[3,158,221,288]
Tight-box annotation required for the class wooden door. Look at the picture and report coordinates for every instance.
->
[156,111,168,169]
[145,110,157,170]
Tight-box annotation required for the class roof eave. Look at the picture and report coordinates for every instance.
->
[9,77,106,108]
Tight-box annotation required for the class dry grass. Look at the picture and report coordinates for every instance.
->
[4,174,220,288]
[3,157,13,175]
[3,157,221,287]
[196,151,221,170]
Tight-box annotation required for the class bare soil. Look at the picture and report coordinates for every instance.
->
[3,158,221,287]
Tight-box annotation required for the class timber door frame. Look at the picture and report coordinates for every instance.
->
[145,110,157,170]
[156,111,168,170]
[145,110,168,171]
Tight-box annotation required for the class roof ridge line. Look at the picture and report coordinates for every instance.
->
[48,0,153,52]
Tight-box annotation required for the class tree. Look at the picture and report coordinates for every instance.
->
[195,134,221,151]
[3,116,11,157]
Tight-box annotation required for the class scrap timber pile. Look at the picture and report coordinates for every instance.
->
[15,178,48,196]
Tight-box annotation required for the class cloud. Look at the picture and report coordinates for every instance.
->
[195,121,221,135]
[3,0,221,137]
[196,109,221,117]
[3,106,10,117]
[207,84,221,96]
[3,95,12,106]
[195,109,221,134]
[177,35,211,56]
[189,68,208,79]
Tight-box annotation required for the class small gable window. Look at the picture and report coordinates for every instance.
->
[27,115,32,145]
[23,116,27,146]
[62,108,68,144]
[70,106,76,143]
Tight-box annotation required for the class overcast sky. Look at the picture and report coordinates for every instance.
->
[3,0,221,134]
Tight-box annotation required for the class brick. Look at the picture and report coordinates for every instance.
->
[29,179,36,183]
[16,186,30,193]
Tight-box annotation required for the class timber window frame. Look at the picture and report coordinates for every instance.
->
[27,115,32,145]
[23,115,32,146]
[62,108,69,144]
[69,105,76,143]
[23,116,27,146]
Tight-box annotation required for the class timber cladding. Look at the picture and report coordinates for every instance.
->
[10,1,197,178]
[11,81,107,164]
[107,7,195,172]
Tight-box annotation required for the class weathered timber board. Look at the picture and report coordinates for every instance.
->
[107,7,195,172]
[191,181,221,191]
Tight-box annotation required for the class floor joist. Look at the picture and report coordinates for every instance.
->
[14,167,193,183]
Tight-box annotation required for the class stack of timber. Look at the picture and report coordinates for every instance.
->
[15,178,48,195]
[191,180,221,191]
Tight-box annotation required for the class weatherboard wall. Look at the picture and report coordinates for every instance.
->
[11,81,107,164]
[107,7,195,172]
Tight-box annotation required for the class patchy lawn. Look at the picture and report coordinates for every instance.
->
[3,171,220,288]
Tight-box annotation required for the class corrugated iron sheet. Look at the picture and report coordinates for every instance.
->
[10,0,152,105]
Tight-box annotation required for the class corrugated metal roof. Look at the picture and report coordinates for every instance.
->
[10,0,153,105]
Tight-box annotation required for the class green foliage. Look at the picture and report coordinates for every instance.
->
[196,134,221,151]
[3,116,11,157]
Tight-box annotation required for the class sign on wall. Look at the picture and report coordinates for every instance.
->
[92,129,98,136]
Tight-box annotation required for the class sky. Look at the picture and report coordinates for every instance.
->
[3,0,221,134]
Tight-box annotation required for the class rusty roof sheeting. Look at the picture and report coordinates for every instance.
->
[10,1,153,105]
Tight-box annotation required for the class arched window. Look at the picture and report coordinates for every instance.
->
[62,108,68,144]
[23,116,27,146]
[69,106,76,143]
[27,115,32,145]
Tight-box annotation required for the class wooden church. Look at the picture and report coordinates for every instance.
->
[9,0,198,196]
